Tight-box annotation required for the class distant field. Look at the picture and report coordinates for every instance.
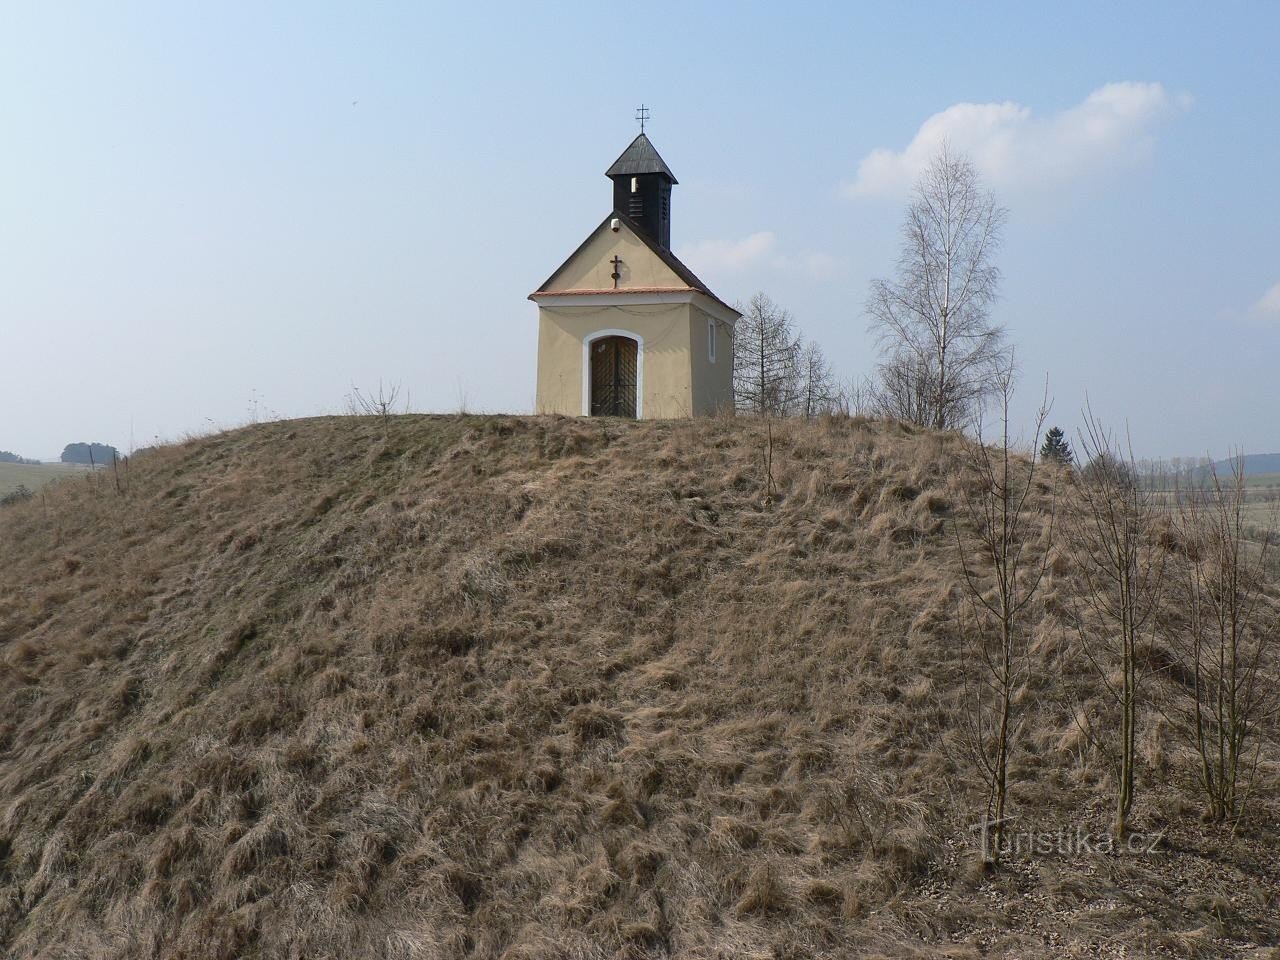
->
[0,461,89,497]
[1208,471,1280,534]
[1149,471,1280,536]
[1243,473,1280,534]
[1245,471,1280,492]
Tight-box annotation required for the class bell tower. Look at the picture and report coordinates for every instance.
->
[605,108,677,250]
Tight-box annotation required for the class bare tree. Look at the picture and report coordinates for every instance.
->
[1065,408,1167,839]
[1163,457,1278,825]
[832,375,876,418]
[795,340,837,418]
[869,351,940,426]
[345,380,406,428]
[733,292,800,417]
[956,364,1055,863]
[868,143,1009,431]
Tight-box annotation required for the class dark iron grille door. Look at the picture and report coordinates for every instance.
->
[590,337,637,418]
[590,339,616,416]
[614,338,637,416]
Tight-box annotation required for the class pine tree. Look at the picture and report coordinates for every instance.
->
[1040,426,1074,466]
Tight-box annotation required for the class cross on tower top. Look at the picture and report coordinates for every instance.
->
[634,104,650,133]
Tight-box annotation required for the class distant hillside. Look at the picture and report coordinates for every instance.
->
[1188,453,1280,478]
[0,415,1276,959]
[1221,453,1280,476]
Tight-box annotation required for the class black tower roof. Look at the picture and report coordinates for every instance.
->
[604,133,678,183]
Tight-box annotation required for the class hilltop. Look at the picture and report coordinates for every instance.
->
[0,415,1276,959]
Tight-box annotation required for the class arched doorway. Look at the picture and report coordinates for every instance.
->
[588,335,639,418]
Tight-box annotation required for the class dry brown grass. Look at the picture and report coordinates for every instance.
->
[0,414,1276,959]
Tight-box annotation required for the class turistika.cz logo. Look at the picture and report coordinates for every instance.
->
[970,816,1165,861]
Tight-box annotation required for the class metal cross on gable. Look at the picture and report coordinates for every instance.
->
[610,255,623,288]
[634,104,650,133]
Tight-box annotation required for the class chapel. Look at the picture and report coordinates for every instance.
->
[530,120,739,418]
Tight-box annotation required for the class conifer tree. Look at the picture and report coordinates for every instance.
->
[1039,426,1074,466]
[733,292,800,416]
[795,340,837,418]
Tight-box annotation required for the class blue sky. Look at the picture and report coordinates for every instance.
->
[1,2,1277,458]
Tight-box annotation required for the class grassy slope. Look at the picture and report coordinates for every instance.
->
[0,461,87,497]
[0,415,1276,960]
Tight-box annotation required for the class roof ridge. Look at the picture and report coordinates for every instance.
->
[604,133,678,183]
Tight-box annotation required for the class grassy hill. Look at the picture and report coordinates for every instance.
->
[0,415,1276,959]
[0,460,88,498]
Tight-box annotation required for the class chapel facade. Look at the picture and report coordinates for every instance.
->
[530,130,739,419]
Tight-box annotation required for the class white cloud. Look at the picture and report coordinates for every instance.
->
[842,82,1190,199]
[677,231,843,280]
[1250,282,1280,323]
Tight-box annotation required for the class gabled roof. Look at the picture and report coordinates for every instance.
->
[604,133,678,183]
[529,212,739,317]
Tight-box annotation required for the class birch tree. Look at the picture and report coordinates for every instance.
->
[868,144,1009,430]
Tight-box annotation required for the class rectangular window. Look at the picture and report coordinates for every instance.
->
[630,177,638,193]
[708,320,716,363]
